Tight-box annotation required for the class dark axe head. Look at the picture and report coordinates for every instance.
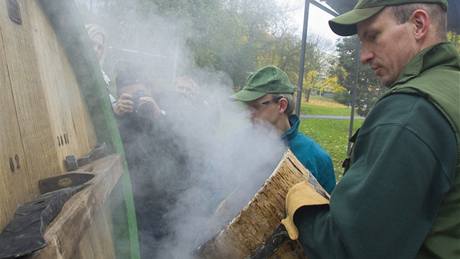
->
[38,173,94,194]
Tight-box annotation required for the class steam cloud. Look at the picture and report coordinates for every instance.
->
[79,2,288,257]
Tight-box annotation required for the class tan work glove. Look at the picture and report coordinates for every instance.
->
[281,180,329,240]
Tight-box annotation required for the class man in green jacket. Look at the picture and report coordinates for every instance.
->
[281,0,460,258]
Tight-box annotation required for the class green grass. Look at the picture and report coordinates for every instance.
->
[300,118,363,180]
[301,104,352,116]
[300,96,352,116]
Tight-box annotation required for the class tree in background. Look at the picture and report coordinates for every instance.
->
[448,32,460,52]
[334,31,459,116]
[298,45,339,102]
[256,30,327,102]
[76,0,330,92]
[304,70,319,97]
[319,75,345,95]
[75,0,460,115]
[334,37,385,116]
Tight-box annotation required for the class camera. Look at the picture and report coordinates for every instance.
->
[131,90,156,119]
[131,90,146,112]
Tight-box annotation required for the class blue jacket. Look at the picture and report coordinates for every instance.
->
[282,115,336,193]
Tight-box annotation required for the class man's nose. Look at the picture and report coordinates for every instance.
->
[360,48,373,64]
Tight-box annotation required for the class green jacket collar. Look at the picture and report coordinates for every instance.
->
[282,115,300,141]
[392,42,460,87]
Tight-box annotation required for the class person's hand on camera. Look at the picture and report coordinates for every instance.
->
[114,93,134,116]
[137,96,162,118]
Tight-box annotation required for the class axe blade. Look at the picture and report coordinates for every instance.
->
[38,173,94,194]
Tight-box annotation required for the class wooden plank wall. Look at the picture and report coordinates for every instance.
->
[27,0,96,165]
[0,0,97,237]
[0,19,33,229]
[0,0,55,229]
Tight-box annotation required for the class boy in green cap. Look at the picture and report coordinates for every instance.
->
[281,1,460,258]
[232,65,336,193]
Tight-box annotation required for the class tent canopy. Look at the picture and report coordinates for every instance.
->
[322,0,460,33]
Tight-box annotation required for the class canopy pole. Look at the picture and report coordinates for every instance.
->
[347,42,360,154]
[295,0,310,116]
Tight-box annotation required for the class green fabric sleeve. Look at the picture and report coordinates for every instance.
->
[293,94,457,259]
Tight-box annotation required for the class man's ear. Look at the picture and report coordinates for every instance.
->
[410,9,430,41]
[278,97,288,113]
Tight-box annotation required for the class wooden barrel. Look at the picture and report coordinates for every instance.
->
[197,150,330,258]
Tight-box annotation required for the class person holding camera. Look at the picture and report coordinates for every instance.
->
[114,66,180,258]
[114,76,163,120]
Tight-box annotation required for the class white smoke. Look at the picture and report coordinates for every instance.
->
[78,2,288,258]
[153,87,286,258]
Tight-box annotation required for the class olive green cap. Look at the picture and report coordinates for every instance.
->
[329,0,448,36]
[231,65,295,102]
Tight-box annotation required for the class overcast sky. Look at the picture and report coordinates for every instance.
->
[278,0,340,49]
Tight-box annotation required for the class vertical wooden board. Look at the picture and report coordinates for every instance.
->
[0,0,60,184]
[80,236,96,259]
[75,236,96,259]
[0,5,34,230]
[99,207,116,258]
[89,207,116,258]
[27,0,96,168]
[76,208,116,259]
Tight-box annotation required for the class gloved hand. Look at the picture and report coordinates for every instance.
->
[281,180,329,240]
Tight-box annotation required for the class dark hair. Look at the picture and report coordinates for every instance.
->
[390,3,447,40]
[115,62,149,93]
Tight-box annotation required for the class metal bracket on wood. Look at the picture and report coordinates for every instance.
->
[64,143,109,171]
[7,0,22,25]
